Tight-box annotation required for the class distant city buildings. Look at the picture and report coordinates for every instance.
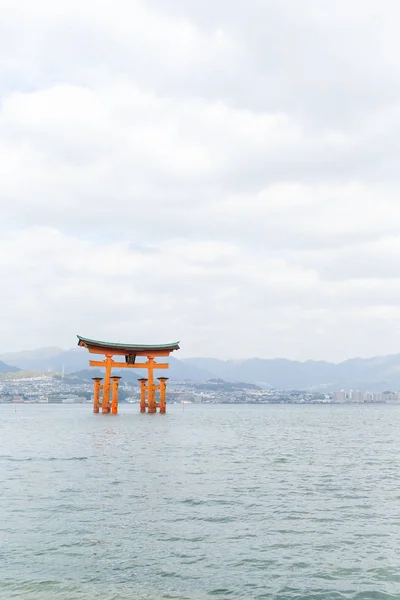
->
[1,373,400,405]
[0,375,93,404]
[332,390,400,404]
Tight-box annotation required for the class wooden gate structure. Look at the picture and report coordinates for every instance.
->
[77,336,180,415]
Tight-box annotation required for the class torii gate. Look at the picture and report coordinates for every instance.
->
[77,336,180,415]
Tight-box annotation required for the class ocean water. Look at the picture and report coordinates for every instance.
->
[0,403,399,600]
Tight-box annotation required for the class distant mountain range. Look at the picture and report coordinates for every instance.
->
[2,347,400,391]
[0,348,211,382]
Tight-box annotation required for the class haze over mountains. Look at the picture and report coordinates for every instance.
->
[2,347,400,391]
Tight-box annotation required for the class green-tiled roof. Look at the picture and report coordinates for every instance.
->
[77,335,180,352]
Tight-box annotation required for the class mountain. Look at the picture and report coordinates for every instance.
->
[182,355,400,390]
[0,348,213,382]
[182,357,336,388]
[0,361,21,374]
[0,347,85,373]
[5,346,400,390]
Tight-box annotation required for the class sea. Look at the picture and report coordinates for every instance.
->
[0,403,399,600]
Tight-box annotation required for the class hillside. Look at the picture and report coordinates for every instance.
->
[0,360,21,374]
[0,370,54,380]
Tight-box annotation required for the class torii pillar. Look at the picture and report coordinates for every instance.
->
[77,336,180,415]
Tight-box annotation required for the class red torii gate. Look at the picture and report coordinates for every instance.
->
[77,336,180,414]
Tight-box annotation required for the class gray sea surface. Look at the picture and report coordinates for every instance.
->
[0,403,399,600]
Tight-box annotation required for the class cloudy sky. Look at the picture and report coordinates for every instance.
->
[1,0,400,361]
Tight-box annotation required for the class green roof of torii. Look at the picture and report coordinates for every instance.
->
[77,335,180,353]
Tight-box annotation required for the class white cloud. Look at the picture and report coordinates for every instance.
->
[1,0,400,360]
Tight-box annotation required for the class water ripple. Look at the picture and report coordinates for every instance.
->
[0,403,399,599]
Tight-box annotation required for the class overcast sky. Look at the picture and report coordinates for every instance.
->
[1,0,400,361]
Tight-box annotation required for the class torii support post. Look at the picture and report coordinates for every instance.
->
[147,357,156,414]
[138,378,147,413]
[92,377,103,414]
[102,354,113,414]
[111,376,121,415]
[158,377,169,414]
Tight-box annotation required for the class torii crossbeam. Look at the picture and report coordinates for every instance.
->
[77,336,180,415]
